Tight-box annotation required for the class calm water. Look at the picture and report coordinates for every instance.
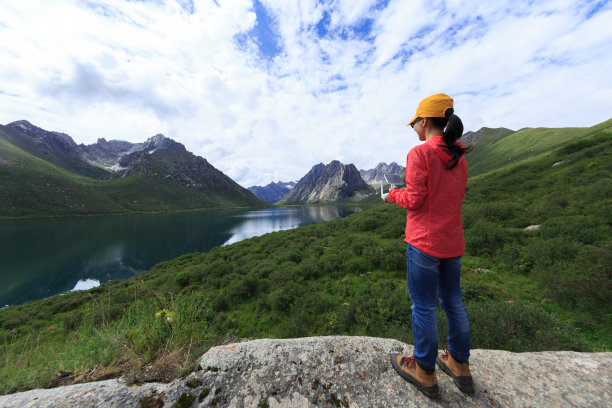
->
[0,206,358,306]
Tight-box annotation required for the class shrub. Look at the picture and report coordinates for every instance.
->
[268,283,301,313]
[551,244,612,308]
[342,257,369,275]
[269,262,298,283]
[175,272,194,288]
[465,301,591,352]
[349,214,380,232]
[318,250,343,275]
[541,215,610,246]
[225,276,258,305]
[523,236,582,270]
[465,221,506,256]
[296,258,321,280]
[460,280,494,302]
[211,295,228,312]
[48,292,89,315]
[205,260,234,279]
[377,219,406,240]
[380,241,405,271]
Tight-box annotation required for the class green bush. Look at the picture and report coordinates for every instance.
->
[541,215,609,246]
[175,271,194,288]
[349,214,380,232]
[342,257,369,274]
[460,280,495,302]
[296,258,321,279]
[268,283,302,313]
[465,220,506,256]
[550,244,612,308]
[465,301,592,352]
[379,241,405,271]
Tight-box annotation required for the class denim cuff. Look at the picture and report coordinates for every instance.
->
[416,360,435,374]
[451,350,468,364]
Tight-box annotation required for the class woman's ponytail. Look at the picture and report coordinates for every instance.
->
[431,108,470,169]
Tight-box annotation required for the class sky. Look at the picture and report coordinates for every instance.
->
[1,0,611,187]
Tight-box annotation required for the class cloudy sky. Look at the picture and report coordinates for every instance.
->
[1,0,611,187]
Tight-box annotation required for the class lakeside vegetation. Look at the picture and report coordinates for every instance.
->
[0,125,610,395]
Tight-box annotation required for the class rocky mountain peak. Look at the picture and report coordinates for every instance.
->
[360,162,403,186]
[7,120,78,147]
[141,133,182,151]
[278,160,371,204]
[7,119,35,131]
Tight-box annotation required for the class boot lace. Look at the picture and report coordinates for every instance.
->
[399,355,416,369]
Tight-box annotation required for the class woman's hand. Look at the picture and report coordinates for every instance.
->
[385,188,406,203]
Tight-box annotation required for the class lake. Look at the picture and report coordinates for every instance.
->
[0,206,359,306]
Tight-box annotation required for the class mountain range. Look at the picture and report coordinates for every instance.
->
[2,118,610,218]
[249,162,407,205]
[0,120,263,218]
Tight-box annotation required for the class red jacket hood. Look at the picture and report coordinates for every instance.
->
[428,136,467,168]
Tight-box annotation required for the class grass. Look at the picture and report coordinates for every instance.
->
[465,118,612,177]
[0,124,610,395]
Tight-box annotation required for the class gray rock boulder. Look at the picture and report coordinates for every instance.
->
[0,336,610,407]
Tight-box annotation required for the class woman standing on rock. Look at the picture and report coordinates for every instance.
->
[385,93,474,399]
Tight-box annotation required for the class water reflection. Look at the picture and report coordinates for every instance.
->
[0,206,358,305]
[223,206,355,245]
[71,279,100,291]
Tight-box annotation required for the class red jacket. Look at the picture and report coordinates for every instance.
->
[389,136,468,258]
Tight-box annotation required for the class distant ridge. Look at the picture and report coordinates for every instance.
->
[460,127,515,149]
[461,119,612,177]
[248,181,296,204]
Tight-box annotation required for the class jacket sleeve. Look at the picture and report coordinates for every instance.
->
[389,148,428,210]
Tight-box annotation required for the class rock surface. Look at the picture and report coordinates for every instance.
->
[1,336,610,408]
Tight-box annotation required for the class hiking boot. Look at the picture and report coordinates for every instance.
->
[436,347,474,395]
[389,354,440,399]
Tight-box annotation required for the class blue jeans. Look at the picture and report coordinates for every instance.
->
[406,243,471,370]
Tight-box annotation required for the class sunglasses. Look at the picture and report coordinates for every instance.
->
[410,117,423,128]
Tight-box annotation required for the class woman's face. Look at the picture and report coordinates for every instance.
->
[412,117,426,141]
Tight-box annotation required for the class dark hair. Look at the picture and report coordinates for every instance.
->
[429,108,470,169]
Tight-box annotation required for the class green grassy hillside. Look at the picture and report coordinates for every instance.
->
[0,126,609,394]
[0,123,112,180]
[0,137,264,219]
[465,118,612,177]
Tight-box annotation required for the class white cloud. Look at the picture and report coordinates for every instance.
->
[1,0,611,187]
